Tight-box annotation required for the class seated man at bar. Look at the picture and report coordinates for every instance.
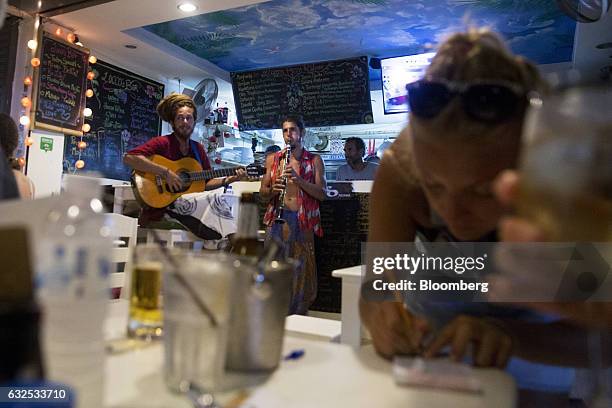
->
[260,114,326,314]
[360,28,581,402]
[124,93,247,240]
[336,137,378,181]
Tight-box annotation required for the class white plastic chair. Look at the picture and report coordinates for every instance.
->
[141,227,205,250]
[104,213,138,297]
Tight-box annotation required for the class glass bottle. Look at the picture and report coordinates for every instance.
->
[230,193,261,257]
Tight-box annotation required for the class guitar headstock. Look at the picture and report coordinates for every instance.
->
[245,163,265,178]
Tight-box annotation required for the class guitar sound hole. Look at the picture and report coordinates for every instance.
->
[166,172,191,193]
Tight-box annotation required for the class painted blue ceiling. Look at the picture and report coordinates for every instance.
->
[132,0,575,74]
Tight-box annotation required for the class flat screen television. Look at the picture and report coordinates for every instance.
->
[381,52,435,115]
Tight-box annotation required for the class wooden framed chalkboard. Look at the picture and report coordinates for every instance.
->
[33,32,89,136]
[231,57,373,130]
[63,60,164,180]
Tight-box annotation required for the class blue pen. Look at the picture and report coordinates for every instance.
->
[284,349,305,361]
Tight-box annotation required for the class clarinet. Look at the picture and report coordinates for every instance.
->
[273,144,291,224]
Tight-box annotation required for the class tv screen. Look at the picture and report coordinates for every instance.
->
[381,52,435,115]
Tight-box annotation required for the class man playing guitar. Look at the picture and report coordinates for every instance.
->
[124,93,248,240]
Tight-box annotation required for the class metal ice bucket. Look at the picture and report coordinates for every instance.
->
[225,256,296,372]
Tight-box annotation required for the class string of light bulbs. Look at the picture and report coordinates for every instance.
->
[19,15,98,173]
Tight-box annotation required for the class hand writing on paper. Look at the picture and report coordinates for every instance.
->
[359,299,430,359]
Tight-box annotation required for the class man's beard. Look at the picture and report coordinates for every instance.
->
[174,125,194,140]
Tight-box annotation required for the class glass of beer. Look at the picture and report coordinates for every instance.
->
[517,85,612,407]
[127,245,165,339]
[518,85,612,241]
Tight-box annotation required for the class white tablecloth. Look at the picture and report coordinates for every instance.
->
[105,329,516,408]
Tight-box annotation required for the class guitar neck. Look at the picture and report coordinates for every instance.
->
[189,166,243,181]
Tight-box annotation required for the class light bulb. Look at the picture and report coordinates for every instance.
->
[27,40,38,50]
[85,89,94,97]
[78,141,87,149]
[21,97,31,108]
[30,58,40,67]
[87,71,95,80]
[25,137,33,147]
[24,76,32,86]
[83,108,92,117]
[66,33,76,43]
[55,28,62,36]
[178,2,198,12]
[18,157,25,167]
[88,55,97,64]
[82,123,91,132]
[75,160,85,169]
[19,116,30,126]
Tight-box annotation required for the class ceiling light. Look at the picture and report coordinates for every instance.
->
[178,2,198,12]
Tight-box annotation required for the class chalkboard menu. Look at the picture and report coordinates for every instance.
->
[312,193,370,313]
[63,60,164,180]
[231,57,373,130]
[34,33,88,135]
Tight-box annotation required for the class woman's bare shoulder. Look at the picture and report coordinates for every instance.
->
[376,128,432,228]
[380,127,421,191]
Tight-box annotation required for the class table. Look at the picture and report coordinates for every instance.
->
[104,333,516,408]
[332,265,363,346]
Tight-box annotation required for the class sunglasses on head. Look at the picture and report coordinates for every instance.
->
[406,79,528,123]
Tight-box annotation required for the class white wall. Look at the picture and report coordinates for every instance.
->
[26,130,65,198]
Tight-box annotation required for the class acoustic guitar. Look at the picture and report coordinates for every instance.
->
[131,155,264,208]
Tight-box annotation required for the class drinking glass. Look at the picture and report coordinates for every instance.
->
[127,245,165,339]
[518,86,612,242]
[163,251,235,394]
[518,85,612,406]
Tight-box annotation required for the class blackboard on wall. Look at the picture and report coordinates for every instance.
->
[253,191,369,313]
[63,60,164,180]
[312,193,370,313]
[33,32,88,136]
[231,57,373,130]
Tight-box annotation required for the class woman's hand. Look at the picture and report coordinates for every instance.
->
[494,170,545,242]
[424,315,513,368]
[359,299,430,359]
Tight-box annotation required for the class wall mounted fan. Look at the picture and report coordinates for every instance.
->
[187,78,219,123]
[556,0,610,22]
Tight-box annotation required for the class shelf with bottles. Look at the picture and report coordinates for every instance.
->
[245,130,277,144]
[218,159,246,168]
[203,123,236,133]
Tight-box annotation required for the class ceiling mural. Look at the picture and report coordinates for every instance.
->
[130,0,576,73]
